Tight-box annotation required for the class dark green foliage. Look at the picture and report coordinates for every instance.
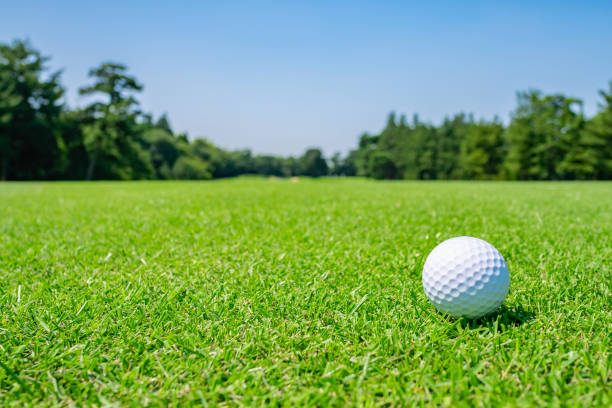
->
[351,91,611,180]
[582,82,612,179]
[54,110,89,179]
[339,150,357,176]
[299,148,328,177]
[329,152,356,176]
[401,117,435,179]
[142,129,183,179]
[251,155,285,177]
[189,138,237,178]
[436,114,471,179]
[460,118,505,179]
[1,38,611,181]
[329,152,342,176]
[79,62,153,180]
[354,133,379,176]
[504,91,587,180]
[368,151,396,179]
[171,156,211,179]
[0,40,64,180]
[281,156,300,177]
[154,113,173,134]
[361,113,467,180]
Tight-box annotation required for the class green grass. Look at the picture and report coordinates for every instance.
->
[0,178,610,407]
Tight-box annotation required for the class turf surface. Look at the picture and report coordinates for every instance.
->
[0,178,610,406]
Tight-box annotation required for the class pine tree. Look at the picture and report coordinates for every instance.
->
[79,62,152,180]
[460,118,505,179]
[0,40,64,180]
[505,91,585,180]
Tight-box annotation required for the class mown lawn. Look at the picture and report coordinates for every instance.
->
[0,178,610,407]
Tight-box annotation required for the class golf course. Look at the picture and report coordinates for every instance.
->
[1,178,610,406]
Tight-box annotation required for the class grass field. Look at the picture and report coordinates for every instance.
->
[0,178,610,407]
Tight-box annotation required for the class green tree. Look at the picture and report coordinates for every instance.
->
[54,109,89,179]
[0,40,64,180]
[79,62,152,180]
[581,82,612,179]
[397,115,429,179]
[339,150,357,176]
[375,112,402,178]
[142,128,183,179]
[505,91,586,180]
[172,156,211,179]
[252,155,285,176]
[0,56,18,179]
[155,113,173,134]
[377,112,399,153]
[189,138,236,178]
[368,151,396,180]
[329,152,357,176]
[354,133,379,177]
[460,118,505,179]
[329,152,343,176]
[299,148,328,177]
[282,156,299,177]
[231,149,255,175]
[436,114,472,179]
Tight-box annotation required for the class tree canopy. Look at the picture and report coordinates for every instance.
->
[0,40,64,180]
[1,39,610,181]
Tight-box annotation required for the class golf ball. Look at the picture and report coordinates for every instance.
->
[422,236,509,319]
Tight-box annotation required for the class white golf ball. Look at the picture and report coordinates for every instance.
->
[422,236,510,319]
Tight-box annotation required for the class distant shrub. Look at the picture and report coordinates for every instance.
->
[368,151,397,179]
[172,156,212,180]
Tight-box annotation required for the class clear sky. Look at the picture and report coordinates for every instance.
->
[3,1,612,155]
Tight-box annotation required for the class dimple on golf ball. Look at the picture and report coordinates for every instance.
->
[422,236,510,319]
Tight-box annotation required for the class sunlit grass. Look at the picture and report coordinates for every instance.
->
[0,178,610,406]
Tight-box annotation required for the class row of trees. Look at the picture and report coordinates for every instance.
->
[1,39,611,181]
[0,40,329,181]
[347,90,612,180]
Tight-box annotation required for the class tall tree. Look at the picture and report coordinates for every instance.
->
[172,156,211,180]
[155,113,173,134]
[141,128,183,179]
[0,40,64,180]
[329,152,342,176]
[189,138,237,178]
[282,156,299,177]
[504,91,585,180]
[340,150,357,176]
[398,115,426,179]
[376,112,403,179]
[354,133,379,177]
[79,62,151,180]
[299,148,328,177]
[369,151,396,179]
[253,155,285,176]
[581,82,612,179]
[436,113,472,179]
[54,109,89,179]
[460,118,505,179]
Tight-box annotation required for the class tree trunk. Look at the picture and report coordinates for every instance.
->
[86,149,98,180]
[1,159,7,181]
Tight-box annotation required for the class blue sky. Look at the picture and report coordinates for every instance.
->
[3,1,612,155]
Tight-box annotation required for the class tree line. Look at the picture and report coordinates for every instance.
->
[0,40,329,181]
[351,90,612,180]
[1,39,611,181]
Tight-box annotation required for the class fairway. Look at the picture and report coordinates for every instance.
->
[0,179,610,406]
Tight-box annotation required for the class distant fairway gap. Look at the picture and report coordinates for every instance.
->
[0,179,610,406]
